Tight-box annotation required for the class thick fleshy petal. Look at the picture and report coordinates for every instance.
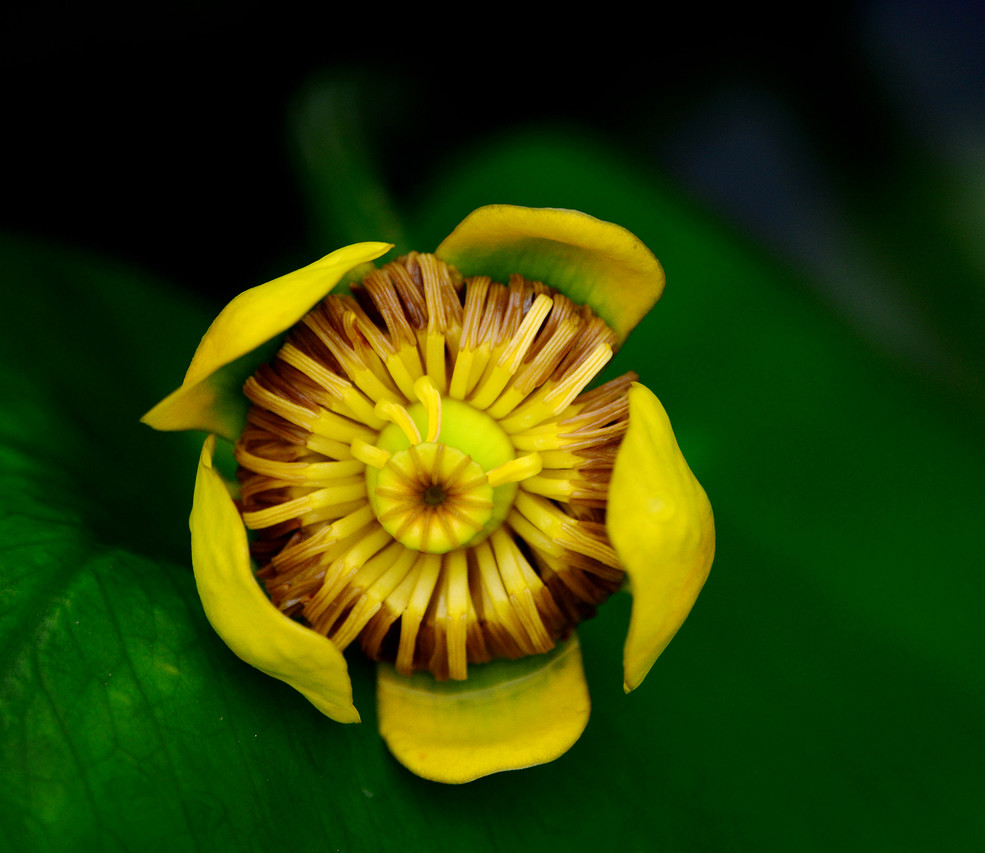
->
[191,434,360,723]
[142,242,392,440]
[435,205,664,345]
[377,637,589,783]
[608,383,714,693]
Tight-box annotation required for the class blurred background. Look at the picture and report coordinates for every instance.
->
[5,1,983,404]
[2,1,983,850]
[3,5,978,299]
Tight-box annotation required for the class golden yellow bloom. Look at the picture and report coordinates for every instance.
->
[142,205,714,784]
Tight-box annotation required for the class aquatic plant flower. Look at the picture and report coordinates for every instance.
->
[142,205,714,783]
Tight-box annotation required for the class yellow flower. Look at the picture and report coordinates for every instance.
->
[142,205,714,784]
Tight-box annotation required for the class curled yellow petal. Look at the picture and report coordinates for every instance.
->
[377,636,589,783]
[608,383,714,693]
[143,242,393,440]
[435,205,664,345]
[191,434,360,723]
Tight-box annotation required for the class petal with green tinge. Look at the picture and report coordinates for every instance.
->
[435,205,664,345]
[142,242,392,441]
[608,382,715,693]
[377,637,589,783]
[190,434,360,723]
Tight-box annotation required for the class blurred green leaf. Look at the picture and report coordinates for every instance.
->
[288,72,409,253]
[2,121,982,853]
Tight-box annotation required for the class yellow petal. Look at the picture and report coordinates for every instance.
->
[191,434,360,723]
[142,242,393,440]
[435,205,664,345]
[608,383,714,693]
[377,637,589,783]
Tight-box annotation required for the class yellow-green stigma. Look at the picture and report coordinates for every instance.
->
[236,252,632,681]
[372,442,492,552]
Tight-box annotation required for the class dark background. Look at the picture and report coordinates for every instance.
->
[7,1,978,306]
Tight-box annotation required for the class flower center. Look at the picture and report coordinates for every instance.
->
[235,252,632,681]
[423,484,447,506]
[355,384,530,554]
[370,442,492,554]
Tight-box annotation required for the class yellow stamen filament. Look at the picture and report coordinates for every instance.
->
[512,491,620,567]
[498,341,614,434]
[396,553,443,675]
[236,253,631,680]
[414,375,442,442]
[485,316,581,420]
[486,453,543,488]
[374,399,422,445]
[436,549,470,680]
[235,445,364,485]
[278,342,385,429]
[302,310,401,404]
[305,524,394,628]
[488,528,556,653]
[329,545,419,650]
[467,293,553,411]
[448,275,491,400]
[350,437,391,470]
[241,478,369,529]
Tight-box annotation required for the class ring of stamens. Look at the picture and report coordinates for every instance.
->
[236,252,633,681]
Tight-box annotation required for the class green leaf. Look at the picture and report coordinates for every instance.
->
[411,129,985,846]
[2,120,983,853]
[287,71,409,253]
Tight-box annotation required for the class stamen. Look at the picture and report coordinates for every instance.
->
[498,292,554,374]
[413,375,442,442]
[396,553,443,676]
[234,445,364,485]
[359,557,419,660]
[357,268,418,350]
[448,276,491,400]
[485,316,580,418]
[302,308,401,404]
[471,538,532,657]
[329,544,419,650]
[374,399,422,445]
[512,491,620,567]
[421,253,461,393]
[350,437,391,469]
[236,253,632,680]
[436,548,470,680]
[467,293,553,410]
[486,453,543,488]
[241,478,368,529]
[277,343,384,428]
[488,528,555,654]
[520,470,609,508]
[305,523,394,629]
[499,341,613,434]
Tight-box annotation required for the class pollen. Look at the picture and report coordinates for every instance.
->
[236,252,634,680]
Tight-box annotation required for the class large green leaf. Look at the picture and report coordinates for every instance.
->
[2,118,982,853]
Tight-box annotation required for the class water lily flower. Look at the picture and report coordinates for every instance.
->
[142,205,714,784]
